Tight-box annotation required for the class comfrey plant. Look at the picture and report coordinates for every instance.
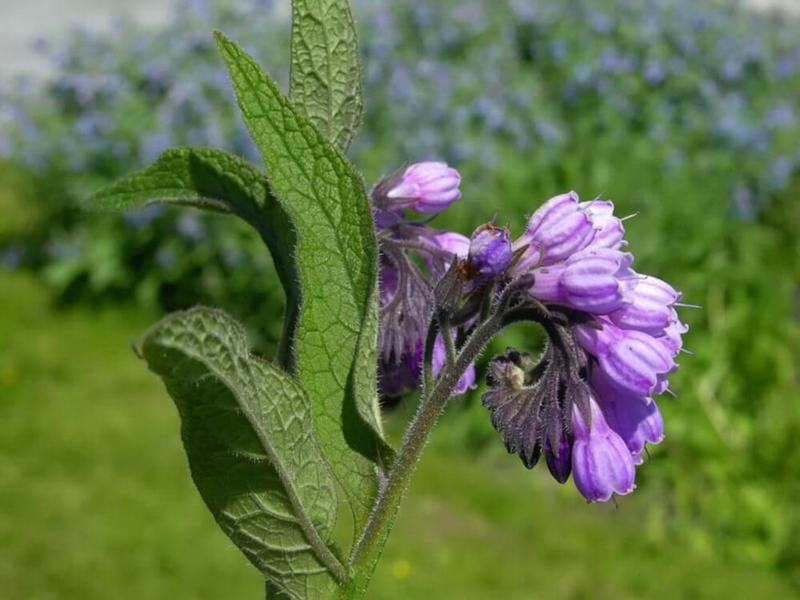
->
[88,1,686,597]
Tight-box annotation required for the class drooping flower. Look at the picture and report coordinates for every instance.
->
[571,397,637,502]
[432,333,477,396]
[481,190,686,503]
[575,317,677,397]
[592,367,664,462]
[609,274,681,336]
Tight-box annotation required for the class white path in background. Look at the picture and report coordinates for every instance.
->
[0,0,798,80]
[0,0,178,79]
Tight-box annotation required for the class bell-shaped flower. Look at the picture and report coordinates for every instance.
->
[571,397,636,502]
[592,368,664,462]
[512,191,595,270]
[575,318,676,396]
[610,274,681,336]
[529,248,634,314]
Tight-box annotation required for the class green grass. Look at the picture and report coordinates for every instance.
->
[1,271,796,599]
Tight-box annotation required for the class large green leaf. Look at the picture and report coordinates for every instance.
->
[138,308,344,598]
[215,32,389,535]
[87,147,299,368]
[289,0,363,151]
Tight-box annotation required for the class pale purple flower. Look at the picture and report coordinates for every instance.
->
[579,200,625,250]
[530,248,634,313]
[512,192,595,270]
[610,274,681,336]
[571,397,636,503]
[383,161,461,213]
[433,231,470,261]
[592,368,664,462]
[433,334,476,396]
[575,318,676,397]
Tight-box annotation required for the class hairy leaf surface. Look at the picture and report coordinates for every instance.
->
[289,0,363,151]
[88,147,299,368]
[138,308,343,598]
[216,33,389,534]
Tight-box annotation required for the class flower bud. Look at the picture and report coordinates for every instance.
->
[610,275,681,335]
[467,224,512,280]
[513,191,595,270]
[527,248,633,314]
[558,248,634,313]
[382,162,462,214]
[544,427,573,484]
[571,397,636,502]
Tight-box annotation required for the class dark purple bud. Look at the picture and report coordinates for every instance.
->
[467,224,512,280]
[571,397,636,503]
[544,427,573,483]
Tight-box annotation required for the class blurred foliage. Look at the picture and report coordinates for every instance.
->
[0,0,799,591]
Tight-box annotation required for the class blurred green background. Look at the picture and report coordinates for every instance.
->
[1,0,799,598]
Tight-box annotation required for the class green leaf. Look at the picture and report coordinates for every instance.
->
[289,0,363,151]
[138,307,345,598]
[215,32,390,535]
[87,147,299,369]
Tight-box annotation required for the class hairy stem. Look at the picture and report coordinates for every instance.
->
[346,311,507,595]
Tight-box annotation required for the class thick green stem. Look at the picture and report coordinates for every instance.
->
[345,312,506,596]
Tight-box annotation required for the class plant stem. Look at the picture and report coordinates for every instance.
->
[347,311,506,595]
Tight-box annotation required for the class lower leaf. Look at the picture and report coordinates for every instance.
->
[137,307,346,598]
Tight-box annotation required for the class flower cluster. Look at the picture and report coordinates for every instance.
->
[483,192,687,503]
[372,162,477,400]
[372,161,686,503]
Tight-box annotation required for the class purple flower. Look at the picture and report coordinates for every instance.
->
[610,274,681,336]
[433,231,470,261]
[433,334,476,396]
[466,224,512,280]
[579,200,625,250]
[659,317,690,356]
[379,345,422,397]
[379,262,399,305]
[575,318,676,397]
[513,192,595,269]
[592,368,664,462]
[571,397,636,503]
[531,247,634,313]
[383,161,462,214]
